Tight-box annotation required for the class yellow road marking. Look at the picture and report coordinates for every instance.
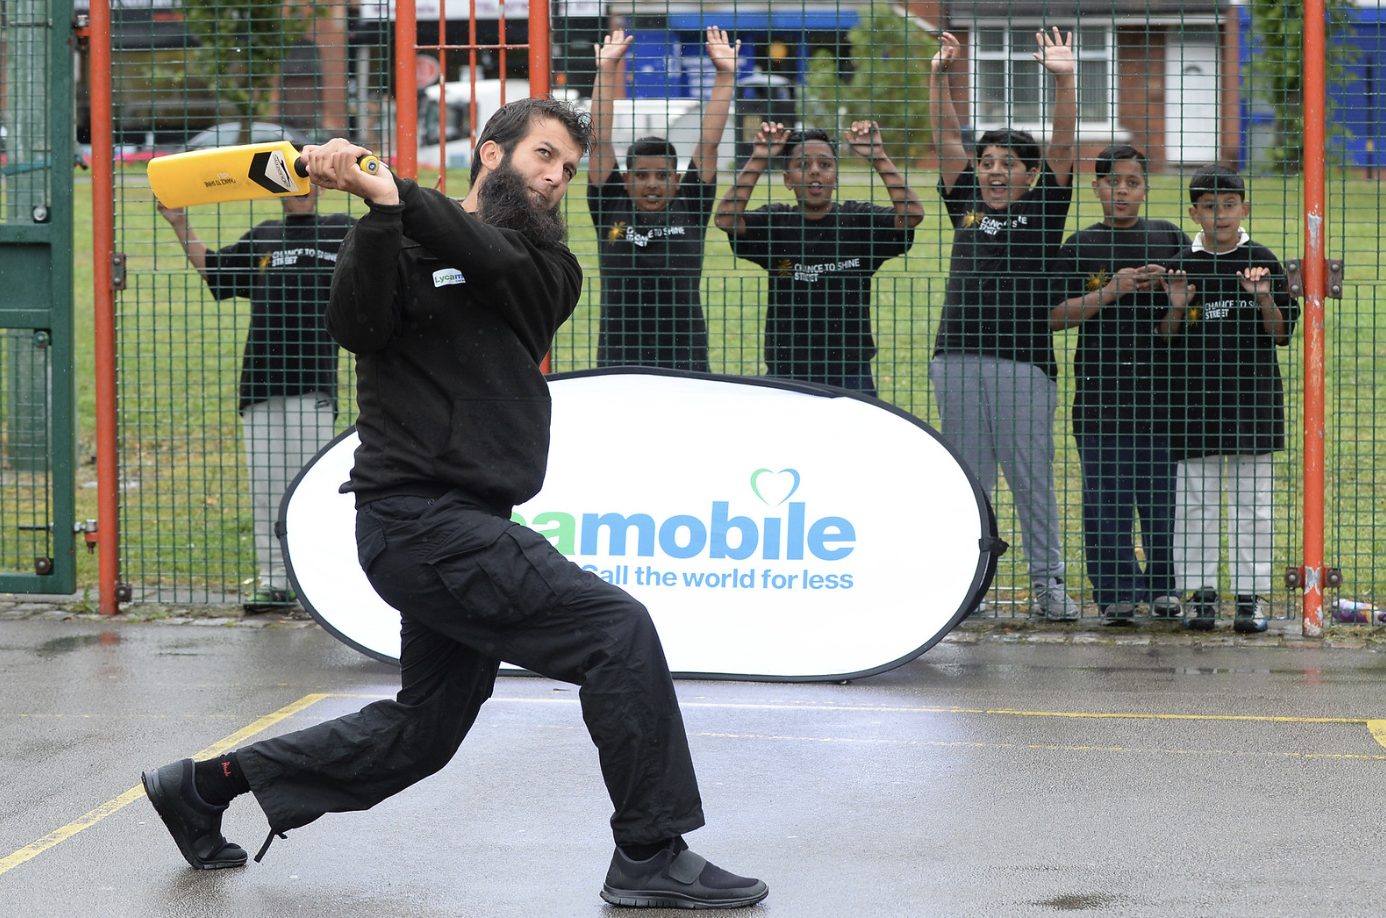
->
[4,692,1382,878]
[1369,720,1386,750]
[699,731,1386,761]
[0,692,332,878]
[495,698,1386,746]
[674,700,1374,726]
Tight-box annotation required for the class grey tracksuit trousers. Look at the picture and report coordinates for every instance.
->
[930,353,1066,583]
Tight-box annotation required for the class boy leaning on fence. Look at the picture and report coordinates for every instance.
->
[1165,164,1299,634]
[1049,145,1195,626]
[928,28,1080,621]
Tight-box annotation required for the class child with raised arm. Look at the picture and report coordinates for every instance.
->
[929,28,1080,621]
[588,27,737,371]
[714,120,923,394]
[1050,145,1194,625]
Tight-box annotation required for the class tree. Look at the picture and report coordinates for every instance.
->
[182,0,321,138]
[1248,0,1357,173]
[803,6,936,161]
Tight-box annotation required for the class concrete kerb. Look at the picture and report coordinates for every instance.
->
[3,593,1383,650]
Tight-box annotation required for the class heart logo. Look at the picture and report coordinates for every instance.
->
[750,468,801,506]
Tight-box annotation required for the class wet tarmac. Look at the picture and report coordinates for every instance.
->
[1,606,1384,917]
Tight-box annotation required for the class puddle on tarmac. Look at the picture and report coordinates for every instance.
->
[1034,892,1128,911]
[34,632,120,657]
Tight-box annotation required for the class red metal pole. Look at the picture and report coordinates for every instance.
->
[1301,0,1327,636]
[88,1,119,614]
[529,0,551,97]
[395,0,418,178]
[530,0,552,373]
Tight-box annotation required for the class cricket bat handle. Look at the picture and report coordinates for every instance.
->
[294,154,382,179]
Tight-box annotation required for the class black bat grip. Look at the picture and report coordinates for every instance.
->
[294,155,382,178]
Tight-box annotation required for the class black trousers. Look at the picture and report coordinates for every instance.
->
[237,493,706,846]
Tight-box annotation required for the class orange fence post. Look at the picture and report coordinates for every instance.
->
[529,0,551,97]
[395,0,552,364]
[88,0,120,614]
[395,0,419,179]
[530,0,551,374]
[1301,0,1327,637]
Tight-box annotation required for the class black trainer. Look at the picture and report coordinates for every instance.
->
[601,838,768,910]
[243,588,296,615]
[141,758,248,870]
[1101,602,1137,626]
[1234,595,1270,634]
[1185,588,1219,632]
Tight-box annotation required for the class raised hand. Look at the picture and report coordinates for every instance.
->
[932,31,961,74]
[1238,265,1273,298]
[301,138,395,203]
[157,201,187,225]
[1163,269,1196,309]
[706,26,739,73]
[1033,27,1075,76]
[843,121,884,160]
[595,29,634,69]
[753,121,792,160]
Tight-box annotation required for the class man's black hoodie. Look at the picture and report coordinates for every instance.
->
[326,177,583,514]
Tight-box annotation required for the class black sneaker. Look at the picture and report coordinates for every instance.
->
[141,759,247,870]
[243,588,296,615]
[600,838,768,909]
[1101,602,1137,626]
[1149,595,1184,619]
[1234,595,1270,634]
[1186,589,1219,631]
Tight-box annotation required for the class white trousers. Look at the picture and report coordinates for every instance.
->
[1173,453,1275,596]
[242,393,336,590]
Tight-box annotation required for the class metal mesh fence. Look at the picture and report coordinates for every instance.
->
[2,0,71,591]
[0,329,55,577]
[106,2,375,603]
[99,0,1381,626]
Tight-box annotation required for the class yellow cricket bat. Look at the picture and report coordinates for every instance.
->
[147,140,383,208]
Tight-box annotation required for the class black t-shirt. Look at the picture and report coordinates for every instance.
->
[587,165,714,371]
[726,200,914,383]
[1173,239,1298,459]
[204,212,354,412]
[934,165,1073,379]
[1055,219,1191,436]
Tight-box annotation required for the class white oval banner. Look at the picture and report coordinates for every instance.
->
[281,372,999,681]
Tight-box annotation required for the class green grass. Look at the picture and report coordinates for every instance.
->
[57,163,1386,610]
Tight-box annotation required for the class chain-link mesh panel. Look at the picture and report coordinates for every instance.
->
[100,1,1379,626]
[547,2,1315,626]
[109,3,379,603]
[0,329,55,577]
[2,0,72,592]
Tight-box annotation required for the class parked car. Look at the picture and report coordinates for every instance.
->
[416,81,584,170]
[183,121,309,150]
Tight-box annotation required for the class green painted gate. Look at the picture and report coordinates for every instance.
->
[0,0,76,592]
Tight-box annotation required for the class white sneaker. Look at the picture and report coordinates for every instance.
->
[1030,580,1081,622]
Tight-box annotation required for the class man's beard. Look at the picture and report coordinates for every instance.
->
[477,158,567,249]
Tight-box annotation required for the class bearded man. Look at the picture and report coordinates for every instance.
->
[139,98,768,912]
